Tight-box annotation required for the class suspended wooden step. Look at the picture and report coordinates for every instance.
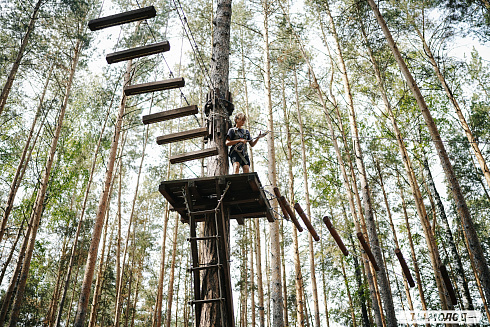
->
[156,127,208,145]
[124,77,185,96]
[323,216,349,256]
[106,41,170,64]
[395,248,414,287]
[169,147,218,164]
[294,203,320,241]
[142,105,198,125]
[357,232,380,271]
[88,6,157,31]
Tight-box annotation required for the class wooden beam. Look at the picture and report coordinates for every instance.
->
[323,216,349,256]
[88,6,156,31]
[142,105,198,125]
[440,265,458,305]
[281,196,302,232]
[394,248,414,287]
[169,147,218,164]
[106,41,170,64]
[273,187,289,221]
[156,127,208,145]
[294,203,320,241]
[357,232,380,271]
[124,77,185,96]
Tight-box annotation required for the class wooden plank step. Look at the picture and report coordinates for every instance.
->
[156,127,208,145]
[124,77,185,96]
[188,264,222,272]
[88,6,156,31]
[142,105,198,125]
[189,298,224,305]
[106,41,170,64]
[169,147,218,164]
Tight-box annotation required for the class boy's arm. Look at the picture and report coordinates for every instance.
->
[250,131,266,147]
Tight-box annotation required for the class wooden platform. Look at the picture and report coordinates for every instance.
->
[159,172,274,224]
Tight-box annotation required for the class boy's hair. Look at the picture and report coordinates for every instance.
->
[234,112,246,125]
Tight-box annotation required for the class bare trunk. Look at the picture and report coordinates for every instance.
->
[398,175,428,311]
[278,7,384,325]
[255,219,265,327]
[341,257,357,327]
[359,18,450,310]
[153,161,171,327]
[164,213,180,327]
[55,86,113,327]
[422,158,474,309]
[290,71,305,327]
[0,63,53,245]
[413,21,490,191]
[323,2,396,324]
[294,70,320,327]
[0,219,24,285]
[367,0,490,304]
[250,221,256,327]
[0,0,43,115]
[73,57,133,327]
[8,40,82,327]
[200,0,233,325]
[262,1,283,325]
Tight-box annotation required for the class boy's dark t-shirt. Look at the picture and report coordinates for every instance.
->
[227,127,251,156]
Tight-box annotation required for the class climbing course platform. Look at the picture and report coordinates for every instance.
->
[159,172,274,225]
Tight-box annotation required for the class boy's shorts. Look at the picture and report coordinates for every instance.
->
[229,152,250,166]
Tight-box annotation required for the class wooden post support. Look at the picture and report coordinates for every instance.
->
[273,187,289,221]
[294,203,320,241]
[356,232,380,271]
[440,265,458,305]
[322,216,349,256]
[394,248,415,287]
[280,196,302,232]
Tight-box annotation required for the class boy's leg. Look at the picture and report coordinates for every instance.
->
[243,165,250,173]
[233,162,241,174]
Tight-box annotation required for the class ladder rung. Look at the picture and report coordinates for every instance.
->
[188,264,222,272]
[156,127,208,145]
[170,147,218,164]
[142,105,198,125]
[187,236,220,241]
[189,298,224,305]
[106,41,170,64]
[190,209,217,216]
[88,6,156,31]
[124,78,185,96]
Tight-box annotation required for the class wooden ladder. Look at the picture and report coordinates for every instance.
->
[182,181,234,327]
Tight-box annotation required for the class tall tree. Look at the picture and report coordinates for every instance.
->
[366,0,490,305]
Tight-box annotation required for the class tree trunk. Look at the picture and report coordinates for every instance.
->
[249,221,256,327]
[254,219,265,327]
[341,257,357,327]
[153,160,171,327]
[280,7,384,325]
[323,2,397,324]
[294,70,320,327]
[411,19,490,191]
[73,57,133,327]
[366,0,490,305]
[398,174,428,312]
[88,201,113,327]
[358,16,451,310]
[262,1,283,325]
[422,158,474,309]
[0,213,34,327]
[290,70,305,327]
[0,62,53,245]
[0,219,24,285]
[164,213,179,327]
[200,0,233,325]
[0,0,43,115]
[55,86,113,327]
[7,39,82,327]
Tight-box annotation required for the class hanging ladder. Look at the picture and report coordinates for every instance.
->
[182,180,234,327]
